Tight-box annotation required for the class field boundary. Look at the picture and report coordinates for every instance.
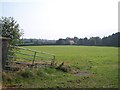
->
[5,45,56,70]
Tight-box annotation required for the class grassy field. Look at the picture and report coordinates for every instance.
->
[3,46,118,88]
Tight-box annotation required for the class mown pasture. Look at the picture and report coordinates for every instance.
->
[3,46,118,88]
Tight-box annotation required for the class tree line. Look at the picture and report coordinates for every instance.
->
[21,32,119,47]
[56,32,120,47]
[21,39,56,46]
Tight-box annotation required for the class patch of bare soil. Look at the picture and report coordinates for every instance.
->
[74,71,90,76]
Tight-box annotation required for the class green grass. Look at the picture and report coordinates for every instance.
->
[3,46,118,88]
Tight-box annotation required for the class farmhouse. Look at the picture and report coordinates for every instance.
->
[69,40,75,45]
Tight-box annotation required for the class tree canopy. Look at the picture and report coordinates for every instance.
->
[0,17,23,46]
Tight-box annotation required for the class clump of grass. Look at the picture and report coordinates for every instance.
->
[2,71,23,88]
[3,68,50,88]
[17,68,50,79]
[2,72,14,83]
[18,69,33,78]
[35,68,48,77]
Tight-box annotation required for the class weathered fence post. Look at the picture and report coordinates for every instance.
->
[53,55,55,61]
[51,55,56,66]
[0,37,2,89]
[0,37,9,70]
[32,52,36,65]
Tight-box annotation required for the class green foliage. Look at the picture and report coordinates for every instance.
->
[0,17,23,45]
[55,32,120,47]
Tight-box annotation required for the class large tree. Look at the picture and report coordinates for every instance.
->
[0,17,23,46]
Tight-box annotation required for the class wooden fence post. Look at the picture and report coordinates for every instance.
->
[32,52,36,65]
[0,37,2,87]
[53,55,55,61]
[0,37,9,70]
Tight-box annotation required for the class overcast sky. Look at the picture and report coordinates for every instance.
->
[0,0,119,40]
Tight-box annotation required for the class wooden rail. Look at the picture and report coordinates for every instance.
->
[6,45,55,69]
